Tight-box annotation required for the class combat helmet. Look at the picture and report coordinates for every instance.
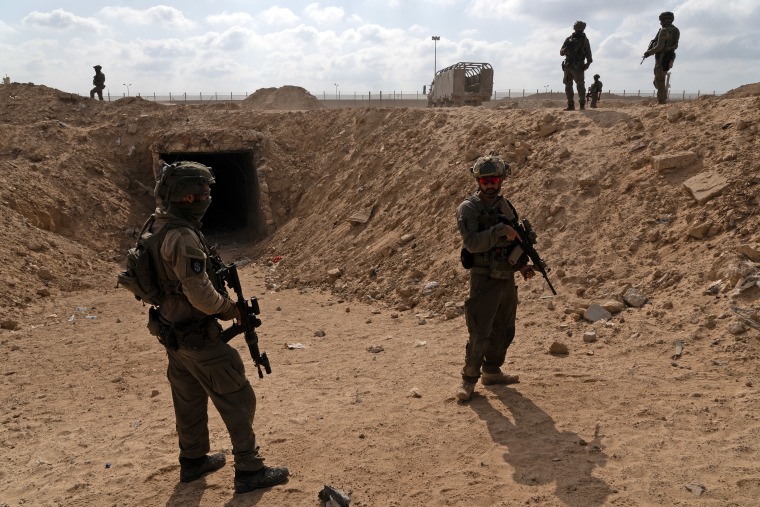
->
[471,155,510,179]
[154,161,215,203]
[573,20,586,31]
[659,11,674,22]
[93,65,102,70]
[593,74,600,79]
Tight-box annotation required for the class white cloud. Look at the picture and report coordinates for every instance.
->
[22,9,104,32]
[0,19,17,36]
[260,6,300,26]
[211,26,255,52]
[99,6,196,30]
[304,3,345,24]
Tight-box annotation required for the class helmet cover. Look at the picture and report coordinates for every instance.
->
[471,155,510,179]
[155,161,215,203]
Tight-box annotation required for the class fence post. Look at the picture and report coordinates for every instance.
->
[682,90,685,100]
[154,92,156,101]
[184,92,187,102]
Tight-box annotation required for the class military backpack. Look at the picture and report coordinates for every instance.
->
[117,215,181,306]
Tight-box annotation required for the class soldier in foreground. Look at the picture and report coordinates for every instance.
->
[142,162,288,493]
[560,21,593,110]
[455,155,537,401]
[642,11,680,104]
[90,65,105,100]
[588,74,603,108]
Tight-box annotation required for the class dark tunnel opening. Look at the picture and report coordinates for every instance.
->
[158,151,263,237]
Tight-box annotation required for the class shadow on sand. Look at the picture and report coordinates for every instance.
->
[469,387,613,507]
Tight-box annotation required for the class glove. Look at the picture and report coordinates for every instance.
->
[519,265,536,280]
[218,299,241,321]
[493,223,519,242]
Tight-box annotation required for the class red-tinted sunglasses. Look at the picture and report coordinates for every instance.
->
[478,176,501,185]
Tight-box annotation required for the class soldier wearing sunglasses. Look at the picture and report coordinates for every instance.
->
[455,155,536,401]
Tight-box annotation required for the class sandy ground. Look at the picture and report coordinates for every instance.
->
[1,82,760,506]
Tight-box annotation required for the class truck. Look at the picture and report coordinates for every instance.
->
[427,62,493,107]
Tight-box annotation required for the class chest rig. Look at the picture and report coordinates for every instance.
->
[469,195,522,278]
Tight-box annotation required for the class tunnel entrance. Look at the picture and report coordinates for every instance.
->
[157,150,263,237]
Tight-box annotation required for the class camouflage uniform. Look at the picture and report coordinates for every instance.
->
[560,21,593,110]
[588,75,603,108]
[90,65,105,100]
[645,13,680,104]
[150,210,266,472]
[457,195,520,382]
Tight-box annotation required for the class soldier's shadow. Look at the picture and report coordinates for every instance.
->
[469,387,612,507]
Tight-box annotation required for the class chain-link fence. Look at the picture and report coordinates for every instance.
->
[101,88,724,106]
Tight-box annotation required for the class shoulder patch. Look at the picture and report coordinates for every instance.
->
[190,258,204,274]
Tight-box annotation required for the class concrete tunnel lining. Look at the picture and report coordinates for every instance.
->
[154,150,265,237]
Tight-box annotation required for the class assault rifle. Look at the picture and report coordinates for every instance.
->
[511,218,557,295]
[217,262,272,378]
[641,29,661,64]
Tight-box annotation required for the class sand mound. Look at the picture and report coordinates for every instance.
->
[242,85,325,110]
[724,82,760,98]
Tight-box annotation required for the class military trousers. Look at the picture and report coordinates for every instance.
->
[461,272,518,382]
[90,85,104,100]
[166,336,265,472]
[653,62,668,104]
[563,66,586,105]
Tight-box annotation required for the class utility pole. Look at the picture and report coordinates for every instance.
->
[431,36,440,76]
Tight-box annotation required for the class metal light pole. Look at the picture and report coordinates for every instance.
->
[334,83,339,99]
[431,36,440,76]
[123,83,132,97]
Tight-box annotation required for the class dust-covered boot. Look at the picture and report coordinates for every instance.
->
[455,380,476,401]
[480,370,520,386]
[179,452,226,483]
[563,101,575,111]
[234,466,289,494]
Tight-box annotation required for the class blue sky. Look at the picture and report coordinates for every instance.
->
[1,1,757,97]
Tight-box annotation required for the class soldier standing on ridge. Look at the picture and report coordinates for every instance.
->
[455,155,537,402]
[588,74,603,108]
[90,65,106,100]
[560,21,593,111]
[642,11,680,105]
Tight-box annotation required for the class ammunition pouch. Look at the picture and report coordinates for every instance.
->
[149,308,221,351]
[172,318,221,350]
[460,247,475,269]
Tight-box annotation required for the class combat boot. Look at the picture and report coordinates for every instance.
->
[563,102,575,111]
[579,102,586,110]
[455,380,476,401]
[179,452,226,483]
[480,370,520,386]
[234,466,289,494]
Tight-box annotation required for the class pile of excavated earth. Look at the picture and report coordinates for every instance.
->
[0,81,759,506]
[0,82,758,325]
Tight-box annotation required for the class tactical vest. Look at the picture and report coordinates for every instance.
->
[465,195,521,279]
[563,33,588,68]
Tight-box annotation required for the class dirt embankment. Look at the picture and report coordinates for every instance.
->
[1,82,760,507]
